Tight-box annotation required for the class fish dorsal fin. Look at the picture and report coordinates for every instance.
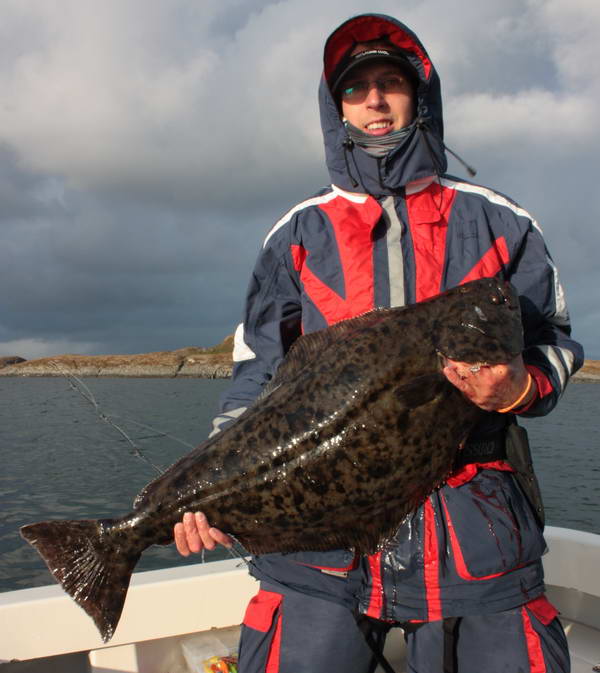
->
[259,307,395,400]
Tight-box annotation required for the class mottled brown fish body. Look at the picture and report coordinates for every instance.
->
[21,277,523,641]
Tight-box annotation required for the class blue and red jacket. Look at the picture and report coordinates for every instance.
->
[211,15,584,622]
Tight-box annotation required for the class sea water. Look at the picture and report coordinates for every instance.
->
[0,377,598,592]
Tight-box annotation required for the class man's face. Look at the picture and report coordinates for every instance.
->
[339,60,415,136]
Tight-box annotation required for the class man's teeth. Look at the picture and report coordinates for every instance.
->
[366,121,391,130]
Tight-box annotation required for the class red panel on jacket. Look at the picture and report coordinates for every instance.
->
[291,195,381,325]
[406,183,456,302]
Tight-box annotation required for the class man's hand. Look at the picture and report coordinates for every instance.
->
[442,354,536,412]
[173,512,233,556]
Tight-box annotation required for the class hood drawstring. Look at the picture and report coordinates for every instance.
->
[418,121,445,213]
[442,142,477,177]
[342,135,389,194]
[376,156,387,192]
[342,136,360,188]
[416,116,477,178]
[416,116,445,176]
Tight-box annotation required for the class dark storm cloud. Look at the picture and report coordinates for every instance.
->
[1,179,268,354]
[0,0,598,359]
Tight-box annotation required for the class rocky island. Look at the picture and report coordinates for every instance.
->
[0,337,234,379]
[573,360,600,382]
[0,338,598,381]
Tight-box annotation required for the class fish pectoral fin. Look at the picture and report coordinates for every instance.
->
[393,373,448,409]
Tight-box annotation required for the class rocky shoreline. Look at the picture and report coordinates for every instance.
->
[0,348,598,382]
[0,347,233,379]
[572,360,600,383]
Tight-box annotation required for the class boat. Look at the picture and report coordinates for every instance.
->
[1,526,598,672]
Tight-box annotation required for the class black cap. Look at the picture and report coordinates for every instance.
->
[331,48,418,97]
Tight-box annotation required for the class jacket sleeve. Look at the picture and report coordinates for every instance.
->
[507,218,584,417]
[209,231,302,436]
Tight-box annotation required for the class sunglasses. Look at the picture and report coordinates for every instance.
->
[340,75,409,103]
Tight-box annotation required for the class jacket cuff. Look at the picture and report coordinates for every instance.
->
[513,364,553,414]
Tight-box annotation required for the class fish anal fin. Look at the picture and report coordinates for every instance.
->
[21,519,140,642]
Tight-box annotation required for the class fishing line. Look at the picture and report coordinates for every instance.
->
[207,533,252,571]
[50,362,167,475]
[108,415,195,449]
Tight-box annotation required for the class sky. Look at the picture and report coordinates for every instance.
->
[1,0,599,361]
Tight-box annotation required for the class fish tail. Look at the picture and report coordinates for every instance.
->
[20,519,141,642]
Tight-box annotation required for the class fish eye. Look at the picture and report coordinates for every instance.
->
[490,292,504,305]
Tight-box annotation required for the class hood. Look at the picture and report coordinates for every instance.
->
[320,14,447,195]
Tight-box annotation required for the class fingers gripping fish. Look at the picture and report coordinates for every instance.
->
[20,277,524,642]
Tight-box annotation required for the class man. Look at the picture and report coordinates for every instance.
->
[175,14,583,673]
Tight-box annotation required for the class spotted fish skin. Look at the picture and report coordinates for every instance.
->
[21,277,523,642]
